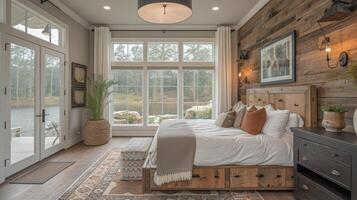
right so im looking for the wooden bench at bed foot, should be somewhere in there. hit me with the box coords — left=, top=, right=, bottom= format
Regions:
left=144, top=166, right=294, bottom=192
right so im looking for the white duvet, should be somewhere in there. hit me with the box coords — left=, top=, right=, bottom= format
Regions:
left=149, top=119, right=293, bottom=167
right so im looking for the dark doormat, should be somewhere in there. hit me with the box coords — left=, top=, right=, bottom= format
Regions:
left=10, top=161, right=74, bottom=184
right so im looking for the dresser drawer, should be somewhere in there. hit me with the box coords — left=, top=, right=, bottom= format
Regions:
left=297, top=174, right=347, bottom=200
left=298, top=145, right=351, bottom=189
left=298, top=138, right=351, bottom=166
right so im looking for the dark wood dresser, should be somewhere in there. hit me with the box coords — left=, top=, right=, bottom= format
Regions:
left=292, top=128, right=357, bottom=200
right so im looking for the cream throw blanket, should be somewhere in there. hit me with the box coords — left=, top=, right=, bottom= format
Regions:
left=151, top=120, right=196, bottom=185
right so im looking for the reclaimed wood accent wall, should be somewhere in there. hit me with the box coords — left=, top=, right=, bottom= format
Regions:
left=237, top=0, right=357, bottom=132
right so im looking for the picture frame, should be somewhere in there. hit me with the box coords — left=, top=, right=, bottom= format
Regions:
left=71, top=87, right=86, bottom=108
left=260, top=31, right=296, bottom=85
left=72, top=63, right=87, bottom=87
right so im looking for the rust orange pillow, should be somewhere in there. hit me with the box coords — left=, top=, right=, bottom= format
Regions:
left=240, top=106, right=267, bottom=135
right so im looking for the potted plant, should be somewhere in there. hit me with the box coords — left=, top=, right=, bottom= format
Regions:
left=322, top=105, right=347, bottom=133
left=83, top=76, right=117, bottom=146
left=343, top=63, right=357, bottom=135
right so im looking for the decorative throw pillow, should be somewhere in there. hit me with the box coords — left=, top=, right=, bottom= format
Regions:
left=285, top=113, right=305, bottom=134
left=215, top=111, right=236, bottom=128
left=240, top=106, right=267, bottom=135
left=262, top=110, right=290, bottom=138
left=233, top=106, right=246, bottom=128
left=232, top=101, right=246, bottom=112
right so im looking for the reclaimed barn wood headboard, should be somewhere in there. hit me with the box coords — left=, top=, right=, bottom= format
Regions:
left=246, top=85, right=317, bottom=128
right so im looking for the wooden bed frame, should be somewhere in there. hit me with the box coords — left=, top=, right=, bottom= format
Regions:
left=143, top=85, right=317, bottom=192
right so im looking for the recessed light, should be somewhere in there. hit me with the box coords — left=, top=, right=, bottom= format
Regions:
left=212, top=6, right=219, bottom=11
left=103, top=5, right=111, bottom=10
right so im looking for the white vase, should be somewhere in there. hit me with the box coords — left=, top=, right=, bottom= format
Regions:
left=354, top=109, right=357, bottom=135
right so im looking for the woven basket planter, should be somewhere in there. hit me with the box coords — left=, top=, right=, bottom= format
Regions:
left=83, top=119, right=111, bottom=146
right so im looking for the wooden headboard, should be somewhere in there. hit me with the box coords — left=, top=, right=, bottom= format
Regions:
left=246, top=85, right=317, bottom=128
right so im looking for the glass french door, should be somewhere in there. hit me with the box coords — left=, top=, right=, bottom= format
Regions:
left=4, top=35, right=65, bottom=177
left=40, top=48, right=65, bottom=159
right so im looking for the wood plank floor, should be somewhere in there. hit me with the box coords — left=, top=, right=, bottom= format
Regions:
left=0, top=137, right=295, bottom=200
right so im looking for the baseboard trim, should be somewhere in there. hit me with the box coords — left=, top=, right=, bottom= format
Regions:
left=65, top=136, right=83, bottom=149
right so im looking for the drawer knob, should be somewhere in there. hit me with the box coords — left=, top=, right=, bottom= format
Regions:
left=256, top=174, right=264, bottom=178
left=302, top=156, right=309, bottom=161
left=234, top=175, right=240, bottom=178
left=302, top=184, right=309, bottom=191
left=331, top=170, right=340, bottom=176
left=331, top=153, right=339, bottom=158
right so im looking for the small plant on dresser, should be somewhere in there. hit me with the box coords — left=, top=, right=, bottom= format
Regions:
left=322, top=105, right=347, bottom=133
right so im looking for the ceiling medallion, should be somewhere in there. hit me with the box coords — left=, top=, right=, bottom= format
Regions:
left=138, top=0, right=193, bottom=24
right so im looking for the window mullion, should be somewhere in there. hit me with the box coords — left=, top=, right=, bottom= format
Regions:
left=178, top=66, right=183, bottom=119
left=143, top=67, right=148, bottom=127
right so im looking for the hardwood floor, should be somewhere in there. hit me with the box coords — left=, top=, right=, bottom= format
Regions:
left=0, top=137, right=295, bottom=200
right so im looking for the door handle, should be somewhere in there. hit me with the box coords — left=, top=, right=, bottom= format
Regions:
left=36, top=110, right=49, bottom=122
left=42, top=109, right=50, bottom=122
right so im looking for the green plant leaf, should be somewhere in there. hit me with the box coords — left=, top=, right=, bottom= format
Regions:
left=86, top=76, right=118, bottom=120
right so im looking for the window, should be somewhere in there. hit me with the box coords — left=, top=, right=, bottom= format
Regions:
left=148, top=70, right=178, bottom=125
left=148, top=42, right=179, bottom=62
left=184, top=69, right=214, bottom=119
left=183, top=42, right=214, bottom=62
left=112, top=42, right=144, bottom=62
left=11, top=1, right=63, bottom=46
left=112, top=70, right=143, bottom=125
left=111, top=39, right=215, bottom=127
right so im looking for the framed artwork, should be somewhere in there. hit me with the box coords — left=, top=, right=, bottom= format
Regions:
left=260, top=31, right=296, bottom=85
left=72, top=87, right=86, bottom=108
left=72, top=63, right=87, bottom=87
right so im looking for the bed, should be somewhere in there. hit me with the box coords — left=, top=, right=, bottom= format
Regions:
left=143, top=85, right=317, bottom=192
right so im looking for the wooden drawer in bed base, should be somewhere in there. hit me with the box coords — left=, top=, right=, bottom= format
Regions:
left=143, top=165, right=294, bottom=192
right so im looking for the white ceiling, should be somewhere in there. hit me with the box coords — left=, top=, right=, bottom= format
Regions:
left=59, top=0, right=261, bottom=30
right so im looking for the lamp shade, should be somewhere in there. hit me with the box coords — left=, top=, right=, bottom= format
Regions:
left=138, top=0, right=192, bottom=24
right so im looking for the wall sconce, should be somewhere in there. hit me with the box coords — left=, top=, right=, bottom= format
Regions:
left=317, top=0, right=356, bottom=69
left=238, top=72, right=249, bottom=87
left=320, top=36, right=334, bottom=68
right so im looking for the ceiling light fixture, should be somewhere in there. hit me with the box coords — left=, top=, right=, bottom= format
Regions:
left=212, top=6, right=219, bottom=11
left=138, top=0, right=193, bottom=24
left=103, top=5, right=111, bottom=10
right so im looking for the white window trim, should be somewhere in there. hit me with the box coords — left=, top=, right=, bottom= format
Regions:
left=111, top=38, right=215, bottom=135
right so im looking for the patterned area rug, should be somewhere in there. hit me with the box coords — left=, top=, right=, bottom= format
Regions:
left=58, top=149, right=264, bottom=200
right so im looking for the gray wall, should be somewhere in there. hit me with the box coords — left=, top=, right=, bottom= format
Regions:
left=26, top=0, right=90, bottom=145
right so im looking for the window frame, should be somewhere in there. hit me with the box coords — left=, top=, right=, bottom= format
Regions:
left=111, top=38, right=215, bottom=130
left=10, top=0, right=65, bottom=47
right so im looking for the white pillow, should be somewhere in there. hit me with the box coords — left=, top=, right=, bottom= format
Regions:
left=262, top=110, right=290, bottom=138
left=285, top=113, right=304, bottom=134
left=233, top=106, right=246, bottom=128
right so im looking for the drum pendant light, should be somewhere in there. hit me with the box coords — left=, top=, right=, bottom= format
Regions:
left=138, top=0, right=192, bottom=24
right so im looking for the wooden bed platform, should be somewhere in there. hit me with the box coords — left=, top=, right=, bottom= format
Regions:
left=143, top=85, right=317, bottom=192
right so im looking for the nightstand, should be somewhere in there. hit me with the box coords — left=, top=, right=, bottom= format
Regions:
left=292, top=128, right=357, bottom=200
